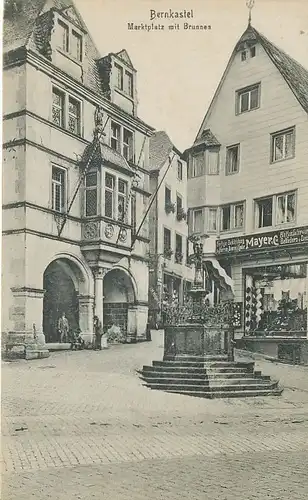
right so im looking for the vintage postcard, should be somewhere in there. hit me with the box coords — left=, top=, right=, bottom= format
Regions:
left=2, top=0, right=308, bottom=498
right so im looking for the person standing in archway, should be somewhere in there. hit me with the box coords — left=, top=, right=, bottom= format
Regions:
left=58, top=312, right=69, bottom=343
left=93, top=315, right=102, bottom=350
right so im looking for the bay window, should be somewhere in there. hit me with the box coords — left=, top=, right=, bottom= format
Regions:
left=85, top=171, right=98, bottom=217
left=118, top=179, right=128, bottom=222
left=105, top=173, right=115, bottom=219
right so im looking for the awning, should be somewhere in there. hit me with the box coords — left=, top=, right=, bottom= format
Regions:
left=205, top=257, right=234, bottom=294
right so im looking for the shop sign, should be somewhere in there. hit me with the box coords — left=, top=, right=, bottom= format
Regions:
left=216, top=225, right=308, bottom=255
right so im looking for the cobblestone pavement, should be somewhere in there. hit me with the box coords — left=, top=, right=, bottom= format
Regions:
left=2, top=332, right=308, bottom=499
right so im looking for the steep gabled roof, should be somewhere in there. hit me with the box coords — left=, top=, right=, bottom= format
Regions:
left=149, top=131, right=183, bottom=171
left=193, top=128, right=220, bottom=147
left=195, top=25, right=308, bottom=140
left=3, top=0, right=77, bottom=53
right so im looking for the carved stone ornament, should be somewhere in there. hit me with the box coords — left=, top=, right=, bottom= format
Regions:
left=119, top=228, right=127, bottom=242
left=83, top=221, right=99, bottom=240
left=105, top=224, right=114, bottom=239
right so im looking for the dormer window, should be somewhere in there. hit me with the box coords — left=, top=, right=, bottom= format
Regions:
left=115, top=64, right=124, bottom=90
left=114, top=62, right=134, bottom=98
left=55, top=18, right=83, bottom=62
left=125, top=71, right=133, bottom=97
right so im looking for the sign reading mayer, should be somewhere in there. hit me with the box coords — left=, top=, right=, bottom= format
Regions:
left=216, top=226, right=308, bottom=255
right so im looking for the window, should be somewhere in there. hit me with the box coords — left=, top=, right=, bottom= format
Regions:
left=176, top=195, right=182, bottom=213
left=207, top=151, right=219, bottom=175
left=111, top=122, right=121, bottom=152
left=208, top=208, right=217, bottom=231
left=190, top=153, right=205, bottom=178
left=255, top=197, right=273, bottom=228
left=71, top=30, right=82, bottom=62
left=234, top=203, right=244, bottom=229
left=52, top=166, right=66, bottom=212
left=192, top=209, right=203, bottom=233
left=250, top=46, right=256, bottom=58
left=271, top=128, right=295, bottom=162
left=177, top=160, right=183, bottom=180
left=226, top=144, right=240, bottom=174
left=123, top=129, right=133, bottom=161
left=85, top=171, right=98, bottom=217
left=221, top=203, right=244, bottom=232
left=175, top=234, right=183, bottom=263
left=237, top=84, right=260, bottom=113
left=163, top=228, right=171, bottom=252
left=165, top=187, right=171, bottom=205
left=52, top=88, right=65, bottom=128
left=52, top=87, right=82, bottom=136
left=118, top=179, right=127, bottom=222
left=57, top=20, right=69, bottom=52
left=68, top=96, right=81, bottom=135
left=276, top=192, right=296, bottom=225
left=125, top=71, right=133, bottom=97
left=55, top=19, right=83, bottom=62
left=241, top=50, right=247, bottom=61
left=105, top=173, right=115, bottom=218
left=115, top=64, right=123, bottom=90
left=110, top=122, right=134, bottom=161
left=222, top=205, right=231, bottom=231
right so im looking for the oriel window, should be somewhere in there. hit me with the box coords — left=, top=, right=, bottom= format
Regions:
left=85, top=171, right=98, bottom=217
left=105, top=173, right=115, bottom=219
left=118, top=179, right=127, bottom=222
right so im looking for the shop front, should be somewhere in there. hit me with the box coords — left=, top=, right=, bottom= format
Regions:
left=216, top=226, right=308, bottom=364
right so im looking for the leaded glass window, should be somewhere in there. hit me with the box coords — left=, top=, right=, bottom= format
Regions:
left=105, top=173, right=115, bottom=218
left=85, top=171, right=98, bottom=217
left=52, top=166, right=65, bottom=212
left=68, top=97, right=80, bottom=135
left=52, top=88, right=65, bottom=127
left=118, top=179, right=127, bottom=221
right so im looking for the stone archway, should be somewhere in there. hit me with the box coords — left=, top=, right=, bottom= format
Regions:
left=103, top=268, right=136, bottom=341
left=43, top=257, right=93, bottom=343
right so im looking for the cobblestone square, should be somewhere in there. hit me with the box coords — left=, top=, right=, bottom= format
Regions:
left=2, top=332, right=308, bottom=499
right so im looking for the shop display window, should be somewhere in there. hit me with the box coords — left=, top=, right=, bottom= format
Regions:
left=244, top=263, right=307, bottom=335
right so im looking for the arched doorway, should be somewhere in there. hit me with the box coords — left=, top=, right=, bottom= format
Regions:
left=43, top=258, right=84, bottom=343
left=103, top=268, right=136, bottom=340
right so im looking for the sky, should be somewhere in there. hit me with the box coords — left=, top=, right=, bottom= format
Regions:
left=76, top=0, right=307, bottom=151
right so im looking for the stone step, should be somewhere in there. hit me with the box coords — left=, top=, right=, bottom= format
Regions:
left=207, top=378, right=274, bottom=386
left=146, top=381, right=278, bottom=392
left=153, top=360, right=254, bottom=369
left=153, top=360, right=206, bottom=368
left=143, top=365, right=207, bottom=374
left=163, top=355, right=228, bottom=362
left=142, top=377, right=208, bottom=386
left=141, top=371, right=207, bottom=380
left=164, top=388, right=283, bottom=398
